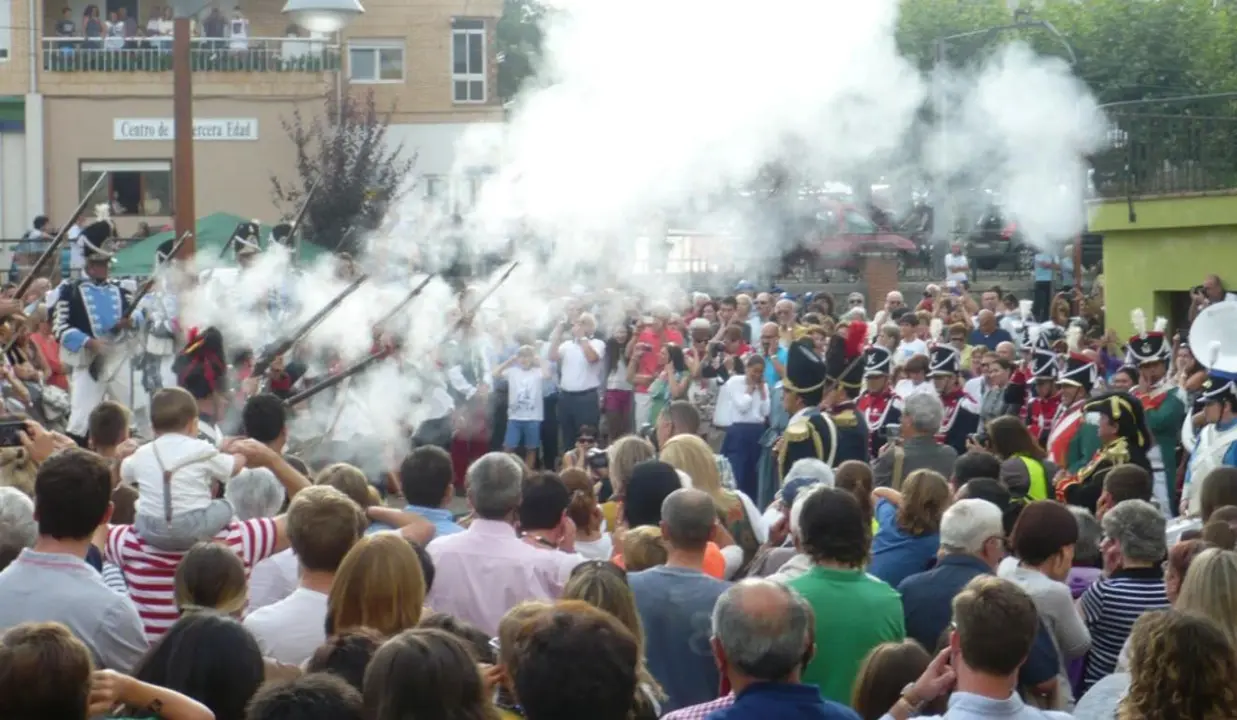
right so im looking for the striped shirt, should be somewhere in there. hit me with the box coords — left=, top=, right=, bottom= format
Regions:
left=106, top=518, right=278, bottom=640
left=1079, top=567, right=1168, bottom=691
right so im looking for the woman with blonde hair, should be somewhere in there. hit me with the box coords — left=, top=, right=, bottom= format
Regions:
left=1076, top=609, right=1237, bottom=719
left=602, top=434, right=656, bottom=530
left=868, top=470, right=950, bottom=587
left=326, top=533, right=425, bottom=637
left=659, top=433, right=765, bottom=565
left=562, top=561, right=664, bottom=718
left=1176, top=547, right=1237, bottom=645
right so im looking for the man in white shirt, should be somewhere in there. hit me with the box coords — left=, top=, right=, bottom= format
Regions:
left=944, top=242, right=970, bottom=284
left=549, top=312, right=605, bottom=449
left=244, top=486, right=365, bottom=666
left=714, top=355, right=771, bottom=500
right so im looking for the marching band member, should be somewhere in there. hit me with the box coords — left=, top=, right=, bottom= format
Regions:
left=1046, top=348, right=1097, bottom=473
left=777, top=338, right=837, bottom=479
left=52, top=213, right=142, bottom=443
left=857, top=345, right=900, bottom=460
left=927, top=344, right=979, bottom=456
left=173, top=327, right=229, bottom=446
left=139, top=238, right=182, bottom=395
left=822, top=320, right=869, bottom=465
left=1055, top=392, right=1154, bottom=513
left=1180, top=359, right=1237, bottom=517
left=1017, top=336, right=1062, bottom=446
left=1127, top=310, right=1186, bottom=516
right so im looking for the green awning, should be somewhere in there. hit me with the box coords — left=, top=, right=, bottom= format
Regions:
left=110, top=212, right=330, bottom=275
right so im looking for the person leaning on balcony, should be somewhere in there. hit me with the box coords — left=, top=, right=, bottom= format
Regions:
left=1189, top=274, right=1237, bottom=322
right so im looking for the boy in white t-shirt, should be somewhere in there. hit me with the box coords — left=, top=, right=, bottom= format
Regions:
left=494, top=345, right=550, bottom=468
left=121, top=387, right=247, bottom=551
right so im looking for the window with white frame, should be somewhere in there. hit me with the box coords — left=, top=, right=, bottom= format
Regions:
left=80, top=160, right=173, bottom=216
left=348, top=39, right=405, bottom=83
left=0, top=0, right=11, bottom=60
left=451, top=20, right=486, bottom=104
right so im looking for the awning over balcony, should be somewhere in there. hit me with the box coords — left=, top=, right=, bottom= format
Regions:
left=111, top=212, right=330, bottom=275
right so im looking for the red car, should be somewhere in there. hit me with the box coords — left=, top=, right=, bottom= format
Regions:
left=781, top=199, right=918, bottom=280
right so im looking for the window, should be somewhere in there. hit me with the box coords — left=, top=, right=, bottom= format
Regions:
left=348, top=39, right=404, bottom=83
left=80, top=160, right=173, bottom=216
left=424, top=175, right=443, bottom=201
left=451, top=19, right=486, bottom=104
left=0, top=0, right=10, bottom=60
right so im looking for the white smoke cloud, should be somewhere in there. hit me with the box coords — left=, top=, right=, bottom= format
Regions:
left=167, top=0, right=1108, bottom=455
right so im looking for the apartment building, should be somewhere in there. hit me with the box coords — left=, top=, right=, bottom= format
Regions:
left=0, top=0, right=503, bottom=240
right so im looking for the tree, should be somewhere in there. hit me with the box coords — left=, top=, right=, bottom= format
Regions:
left=270, top=90, right=416, bottom=256
left=496, top=0, right=548, bottom=102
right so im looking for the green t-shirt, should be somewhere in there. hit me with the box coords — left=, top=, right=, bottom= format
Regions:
left=788, top=565, right=906, bottom=704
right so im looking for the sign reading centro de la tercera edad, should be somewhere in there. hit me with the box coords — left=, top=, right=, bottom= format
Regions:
left=114, top=118, right=259, bottom=141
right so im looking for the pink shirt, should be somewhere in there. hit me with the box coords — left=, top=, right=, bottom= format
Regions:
left=425, top=518, right=582, bottom=636
left=635, top=327, right=684, bottom=393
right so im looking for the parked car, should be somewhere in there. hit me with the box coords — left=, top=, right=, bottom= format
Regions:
left=780, top=198, right=918, bottom=281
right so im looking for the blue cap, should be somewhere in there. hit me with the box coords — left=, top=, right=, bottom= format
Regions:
left=734, top=279, right=756, bottom=292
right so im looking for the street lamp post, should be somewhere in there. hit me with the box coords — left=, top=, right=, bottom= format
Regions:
left=171, top=0, right=364, bottom=263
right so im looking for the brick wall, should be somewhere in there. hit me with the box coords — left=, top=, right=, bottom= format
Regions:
left=861, top=253, right=900, bottom=310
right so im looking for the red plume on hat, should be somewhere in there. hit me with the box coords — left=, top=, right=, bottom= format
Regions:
left=844, top=321, right=868, bottom=361
left=175, top=326, right=227, bottom=398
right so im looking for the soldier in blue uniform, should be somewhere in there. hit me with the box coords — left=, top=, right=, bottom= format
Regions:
left=52, top=215, right=142, bottom=443
left=777, top=338, right=837, bottom=480
left=822, top=321, right=870, bottom=465
left=929, top=344, right=980, bottom=455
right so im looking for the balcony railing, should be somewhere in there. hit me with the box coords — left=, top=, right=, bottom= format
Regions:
left=42, top=36, right=341, bottom=73
left=1091, top=112, right=1237, bottom=199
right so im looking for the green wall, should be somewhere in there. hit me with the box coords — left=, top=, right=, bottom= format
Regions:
left=1090, top=194, right=1237, bottom=338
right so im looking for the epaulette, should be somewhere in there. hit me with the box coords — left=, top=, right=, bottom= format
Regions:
left=785, top=419, right=812, bottom=442
left=832, top=409, right=858, bottom=429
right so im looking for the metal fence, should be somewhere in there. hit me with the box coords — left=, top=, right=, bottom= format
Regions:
left=42, top=36, right=341, bottom=73
left=1092, top=112, right=1237, bottom=198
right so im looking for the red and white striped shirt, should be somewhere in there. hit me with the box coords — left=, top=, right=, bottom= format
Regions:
left=106, top=518, right=278, bottom=641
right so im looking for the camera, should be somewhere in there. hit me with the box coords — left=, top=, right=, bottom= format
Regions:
left=587, top=447, right=609, bottom=469
left=709, top=341, right=724, bottom=358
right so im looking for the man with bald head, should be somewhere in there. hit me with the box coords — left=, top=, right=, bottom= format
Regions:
left=994, top=341, right=1016, bottom=363
left=703, top=579, right=860, bottom=720
left=1191, top=273, right=1237, bottom=322
left=872, top=290, right=906, bottom=329
left=967, top=309, right=1013, bottom=351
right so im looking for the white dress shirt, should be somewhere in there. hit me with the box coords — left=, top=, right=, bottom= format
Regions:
left=558, top=337, right=605, bottom=392
left=713, top=375, right=771, bottom=427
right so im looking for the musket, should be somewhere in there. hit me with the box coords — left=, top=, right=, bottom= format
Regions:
left=13, top=172, right=108, bottom=301
left=373, top=274, right=435, bottom=331
left=284, top=262, right=519, bottom=409
left=281, top=348, right=389, bottom=408
left=285, top=177, right=320, bottom=254
left=92, top=231, right=193, bottom=383
left=128, top=231, right=192, bottom=310
left=251, top=272, right=369, bottom=379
